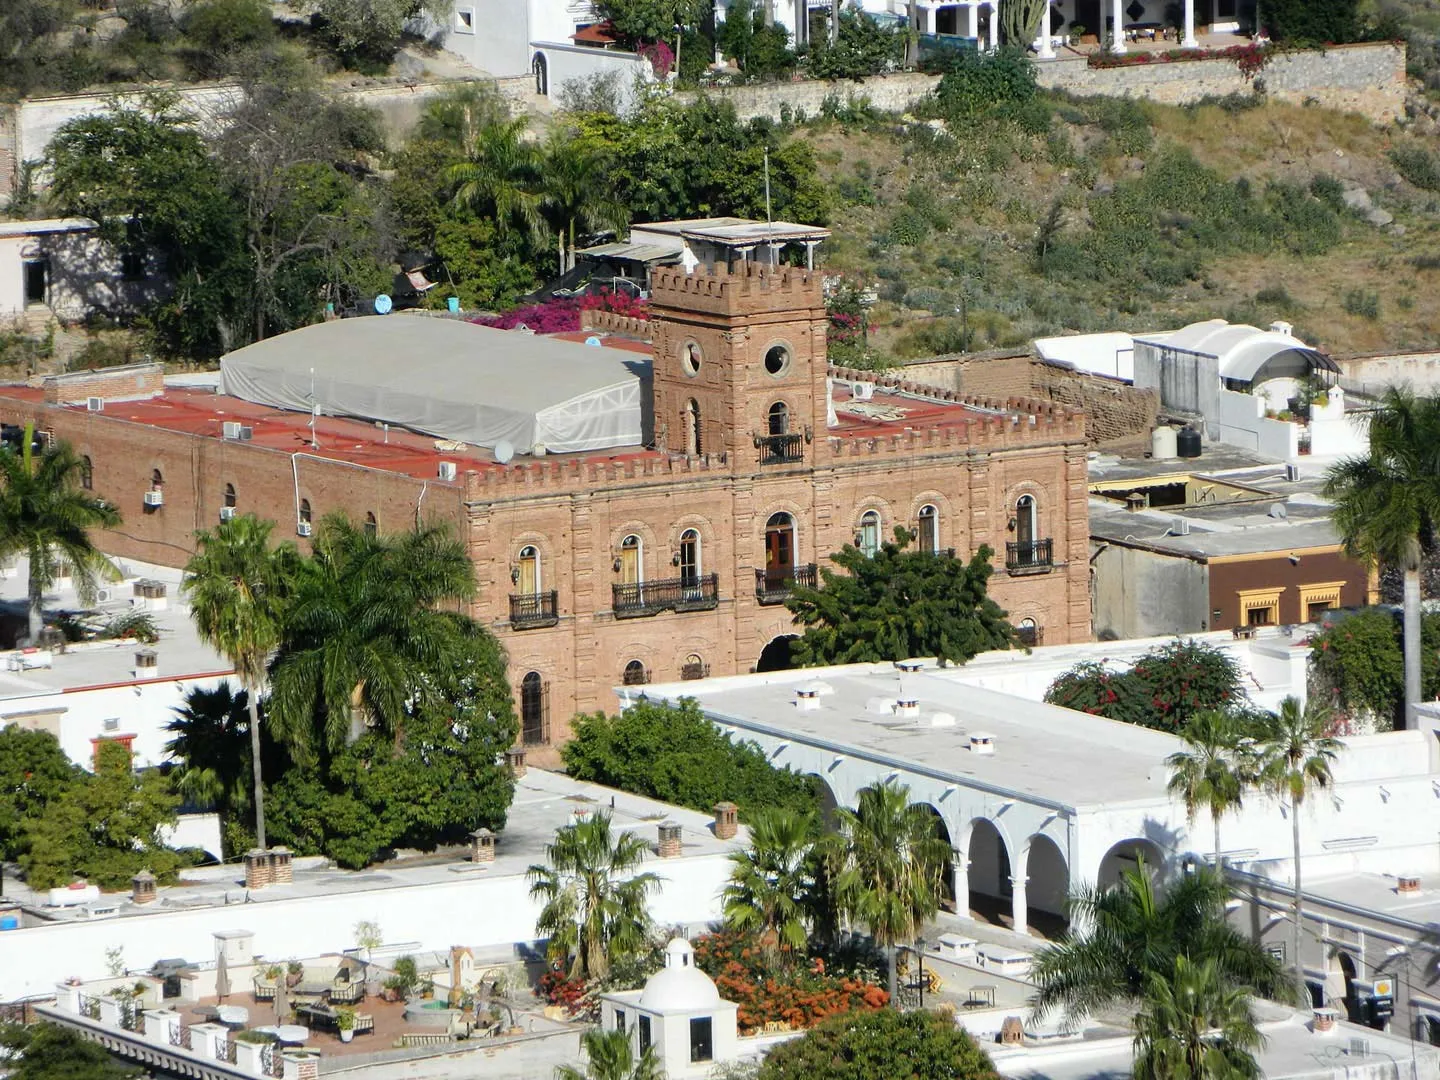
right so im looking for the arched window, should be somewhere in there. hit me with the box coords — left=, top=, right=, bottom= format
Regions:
left=617, top=534, right=642, bottom=586
left=150, top=468, right=163, bottom=490
left=1016, top=495, right=1037, bottom=546
left=679, top=528, right=701, bottom=587
left=364, top=512, right=377, bottom=538
left=681, top=653, right=708, bottom=680
left=685, top=399, right=701, bottom=456
left=299, top=498, right=312, bottom=525
left=80, top=455, right=93, bottom=491
left=223, top=483, right=236, bottom=509
left=917, top=504, right=939, bottom=554
left=858, top=510, right=881, bottom=557
left=520, top=671, right=548, bottom=744
left=1017, top=617, right=1040, bottom=647
left=517, top=545, right=541, bottom=594
left=767, top=401, right=790, bottom=436
left=622, top=659, right=649, bottom=686
left=765, top=512, right=795, bottom=583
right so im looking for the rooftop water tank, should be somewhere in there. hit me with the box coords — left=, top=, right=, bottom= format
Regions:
left=1177, top=426, right=1203, bottom=459
left=1151, top=425, right=1177, bottom=461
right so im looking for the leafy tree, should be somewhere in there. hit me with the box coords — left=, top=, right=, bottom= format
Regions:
left=268, top=515, right=480, bottom=757
left=833, top=779, right=949, bottom=998
left=1133, top=956, right=1263, bottom=1080
left=0, top=1022, right=140, bottom=1080
left=562, top=698, right=820, bottom=820
left=446, top=114, right=546, bottom=245
left=1324, top=387, right=1440, bottom=730
left=723, top=808, right=817, bottom=960
left=180, top=0, right=277, bottom=77
left=183, top=514, right=297, bottom=850
left=1028, top=861, right=1290, bottom=1026
left=786, top=528, right=1014, bottom=667
left=1309, top=608, right=1440, bottom=731
left=1253, top=696, right=1340, bottom=991
left=1261, top=0, right=1360, bottom=43
left=932, top=47, right=1037, bottom=120
left=556, top=1028, right=662, bottom=1080
left=0, top=428, right=121, bottom=645
left=757, top=1008, right=1002, bottom=1080
left=19, top=741, right=182, bottom=890
left=1166, top=711, right=1251, bottom=866
left=0, top=727, right=80, bottom=862
left=807, top=10, right=902, bottom=80
left=717, top=0, right=797, bottom=78
left=592, top=0, right=702, bottom=47
left=1044, top=640, right=1244, bottom=733
left=528, top=813, right=660, bottom=981
left=539, top=131, right=628, bottom=274
left=313, top=0, right=450, bottom=69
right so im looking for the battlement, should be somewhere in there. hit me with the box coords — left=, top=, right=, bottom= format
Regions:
left=828, top=364, right=1085, bottom=432
left=466, top=451, right=732, bottom=498
left=649, top=262, right=825, bottom=317
left=580, top=309, right=652, bottom=340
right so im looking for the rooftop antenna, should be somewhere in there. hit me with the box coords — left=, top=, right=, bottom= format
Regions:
left=764, top=147, right=772, bottom=229
left=309, top=367, right=319, bottom=449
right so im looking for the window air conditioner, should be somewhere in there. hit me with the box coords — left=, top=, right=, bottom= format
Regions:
left=87, top=397, right=104, bottom=412
left=143, top=490, right=164, bottom=507
left=222, top=421, right=242, bottom=439
left=438, top=461, right=458, bottom=482
left=297, top=521, right=313, bottom=537
left=219, top=506, right=236, bottom=521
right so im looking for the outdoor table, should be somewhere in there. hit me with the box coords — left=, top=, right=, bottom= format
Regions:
left=276, top=1024, right=310, bottom=1045
left=191, top=1006, right=221, bottom=1022
left=216, top=1005, right=249, bottom=1027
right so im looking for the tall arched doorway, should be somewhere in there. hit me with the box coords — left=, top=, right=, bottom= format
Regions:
left=913, top=804, right=956, bottom=912
left=1097, top=838, right=1166, bottom=891
left=756, top=634, right=797, bottom=672
left=764, top=512, right=796, bottom=591
left=965, top=818, right=1012, bottom=927
left=520, top=671, right=548, bottom=745
left=1024, top=834, right=1070, bottom=938
left=532, top=53, right=548, bottom=95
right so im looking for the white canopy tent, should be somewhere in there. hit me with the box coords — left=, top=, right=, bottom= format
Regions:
left=220, top=316, right=648, bottom=454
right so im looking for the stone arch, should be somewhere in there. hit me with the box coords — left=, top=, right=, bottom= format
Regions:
left=913, top=803, right=957, bottom=912
left=531, top=52, right=548, bottom=96
left=963, top=817, right=1014, bottom=925
left=1097, top=837, right=1167, bottom=891
left=1023, top=832, right=1070, bottom=936
left=756, top=634, right=797, bottom=673
left=804, top=772, right=842, bottom=830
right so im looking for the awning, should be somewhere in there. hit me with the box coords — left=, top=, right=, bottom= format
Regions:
left=576, top=241, right=683, bottom=264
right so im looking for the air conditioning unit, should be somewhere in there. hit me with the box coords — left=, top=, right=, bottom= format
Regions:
left=1348, top=1037, right=1371, bottom=1057
left=143, top=490, right=164, bottom=508
left=238, top=426, right=253, bottom=441
left=87, top=397, right=104, bottom=412
left=222, top=421, right=242, bottom=439
left=103, top=717, right=120, bottom=732
left=1285, top=463, right=1300, bottom=482
left=95, top=587, right=115, bottom=603
left=219, top=506, right=236, bottom=521
left=1172, top=517, right=1191, bottom=536
left=852, top=382, right=875, bottom=401
left=296, top=521, right=312, bottom=537
left=437, top=461, right=458, bottom=481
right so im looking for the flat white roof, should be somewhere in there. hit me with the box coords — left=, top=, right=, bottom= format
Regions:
left=0, top=217, right=97, bottom=239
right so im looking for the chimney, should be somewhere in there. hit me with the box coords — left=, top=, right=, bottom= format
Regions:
left=131, top=869, right=156, bottom=905
left=1125, top=492, right=1146, bottom=513
left=469, top=827, right=496, bottom=863
left=270, top=847, right=292, bottom=884
left=1000, top=1017, right=1024, bottom=1046
left=133, top=648, right=159, bottom=680
left=895, top=698, right=920, bottom=718
left=505, top=747, right=527, bottom=778
left=1313, top=1007, right=1339, bottom=1034
left=713, top=802, right=738, bottom=840
left=1397, top=876, right=1421, bottom=894
left=657, top=822, right=682, bottom=858
left=243, top=849, right=273, bottom=890
left=1270, top=320, right=1294, bottom=337
left=970, top=732, right=996, bottom=755
left=795, top=687, right=821, bottom=712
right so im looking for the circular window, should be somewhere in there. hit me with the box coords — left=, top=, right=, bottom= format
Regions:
left=682, top=341, right=702, bottom=377
left=764, top=344, right=790, bottom=376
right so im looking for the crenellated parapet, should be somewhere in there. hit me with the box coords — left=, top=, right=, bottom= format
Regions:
left=649, top=262, right=825, bottom=318
left=580, top=309, right=652, bottom=339
left=465, top=450, right=730, bottom=499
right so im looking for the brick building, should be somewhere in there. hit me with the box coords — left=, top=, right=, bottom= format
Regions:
left=0, top=264, right=1091, bottom=758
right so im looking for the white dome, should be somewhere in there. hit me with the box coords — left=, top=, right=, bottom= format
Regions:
left=638, top=938, right=720, bottom=1011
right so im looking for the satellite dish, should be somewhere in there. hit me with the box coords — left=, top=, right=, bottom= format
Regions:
left=494, top=440, right=514, bottom=465
left=373, top=294, right=393, bottom=315
left=1268, top=502, right=1288, bottom=520
left=584, top=336, right=602, bottom=347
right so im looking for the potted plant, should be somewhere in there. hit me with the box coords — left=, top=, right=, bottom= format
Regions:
left=286, top=960, right=303, bottom=988
left=381, top=976, right=405, bottom=1003
left=419, top=978, right=435, bottom=1001
left=392, top=956, right=419, bottom=999
left=1069, top=24, right=1085, bottom=45
left=336, top=1008, right=356, bottom=1043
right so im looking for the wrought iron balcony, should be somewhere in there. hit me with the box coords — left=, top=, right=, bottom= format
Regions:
left=612, top=573, right=720, bottom=618
left=1016, top=624, right=1044, bottom=648
left=755, top=563, right=818, bottom=605
left=509, top=590, right=560, bottom=628
left=757, top=433, right=805, bottom=465
left=1005, top=539, right=1053, bottom=573
left=622, top=665, right=651, bottom=686
left=681, top=661, right=711, bottom=681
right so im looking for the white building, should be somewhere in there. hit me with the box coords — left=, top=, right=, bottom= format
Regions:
left=0, top=218, right=163, bottom=332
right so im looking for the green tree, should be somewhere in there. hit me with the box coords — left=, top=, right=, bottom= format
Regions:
left=1133, top=956, right=1264, bottom=1080
left=1044, top=640, right=1244, bottom=733
left=591, top=0, right=702, bottom=47
left=556, top=1028, right=662, bottom=1080
left=180, top=0, right=276, bottom=77
left=1253, top=696, right=1340, bottom=992
left=540, top=131, right=629, bottom=275
left=561, top=698, right=820, bottom=820
left=0, top=1022, right=140, bottom=1080
left=1324, top=387, right=1440, bottom=730
left=268, top=515, right=479, bottom=757
left=756, top=1008, right=1002, bottom=1080
left=19, top=741, right=182, bottom=890
left=313, top=0, right=451, bottom=69
left=786, top=528, right=1014, bottom=667
left=527, top=813, right=660, bottom=981
left=806, top=10, right=902, bottom=80
left=1261, top=0, right=1360, bottom=43
left=833, top=779, right=949, bottom=998
left=164, top=682, right=271, bottom=856
left=446, top=115, right=545, bottom=245
left=1165, top=710, right=1251, bottom=866
left=1028, top=861, right=1290, bottom=1025
left=183, top=514, right=296, bottom=850
left=723, top=808, right=817, bottom=960
left=0, top=428, right=121, bottom=645
left=0, top=727, right=80, bottom=862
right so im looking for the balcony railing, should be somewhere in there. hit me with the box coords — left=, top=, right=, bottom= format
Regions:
left=755, top=564, right=817, bottom=605
left=510, top=590, right=559, bottom=629
left=1016, top=624, right=1044, bottom=648
left=681, top=661, right=711, bottom=681
left=612, top=574, right=720, bottom=618
left=1006, top=539, right=1054, bottom=573
left=757, top=433, right=805, bottom=465
left=622, top=665, right=651, bottom=686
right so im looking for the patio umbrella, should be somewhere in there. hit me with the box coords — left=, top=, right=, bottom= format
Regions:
left=215, top=948, right=231, bottom=1003
left=275, top=975, right=289, bottom=1024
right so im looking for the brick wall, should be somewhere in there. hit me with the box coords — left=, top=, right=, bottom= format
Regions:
left=41, top=363, right=165, bottom=405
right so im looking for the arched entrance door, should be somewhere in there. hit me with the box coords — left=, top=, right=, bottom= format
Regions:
left=756, top=634, right=797, bottom=672
left=532, top=53, right=548, bottom=95
left=1024, top=834, right=1070, bottom=938
left=964, top=818, right=1012, bottom=927
left=913, top=804, right=956, bottom=912
left=764, top=512, right=796, bottom=591
left=1097, top=838, right=1166, bottom=891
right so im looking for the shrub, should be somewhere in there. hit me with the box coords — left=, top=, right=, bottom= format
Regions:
left=1255, top=284, right=1298, bottom=310
left=1044, top=640, right=1244, bottom=733
left=1342, top=289, right=1381, bottom=320
left=932, top=47, right=1037, bottom=122
left=807, top=11, right=902, bottom=80
left=1389, top=145, right=1440, bottom=193
left=1308, top=173, right=1345, bottom=213
left=1262, top=0, right=1361, bottom=44
left=757, top=1007, right=1000, bottom=1080
left=1310, top=608, right=1440, bottom=732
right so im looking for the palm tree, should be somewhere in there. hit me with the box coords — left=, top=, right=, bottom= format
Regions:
left=556, top=1029, right=661, bottom=1080
left=183, top=514, right=295, bottom=850
left=267, top=515, right=478, bottom=758
left=165, top=682, right=253, bottom=838
left=1133, top=955, right=1264, bottom=1080
left=1166, top=711, right=1250, bottom=867
left=527, top=813, right=660, bottom=982
left=1253, top=696, right=1341, bottom=993
left=540, top=134, right=627, bottom=276
left=833, top=779, right=949, bottom=998
left=1324, top=387, right=1440, bottom=731
left=1029, top=859, right=1290, bottom=1026
left=722, top=808, right=816, bottom=960
left=446, top=115, right=544, bottom=245
left=0, top=427, right=120, bottom=645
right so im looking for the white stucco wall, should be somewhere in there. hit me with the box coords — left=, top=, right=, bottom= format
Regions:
left=532, top=43, right=652, bottom=105
left=1213, top=387, right=1300, bottom=458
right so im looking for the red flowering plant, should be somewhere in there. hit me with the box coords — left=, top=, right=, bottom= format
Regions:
left=1088, top=41, right=1272, bottom=78
left=640, top=40, right=674, bottom=78
left=1044, top=640, right=1245, bottom=733
left=475, top=290, right=648, bottom=334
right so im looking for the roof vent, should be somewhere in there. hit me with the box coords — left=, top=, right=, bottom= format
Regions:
left=1125, top=492, right=1147, bottom=512
left=795, top=687, right=822, bottom=712
left=970, top=732, right=995, bottom=755
left=896, top=659, right=925, bottom=673
left=1269, top=502, right=1288, bottom=520
left=864, top=697, right=895, bottom=715
left=895, top=698, right=920, bottom=718
left=1397, top=875, right=1421, bottom=894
